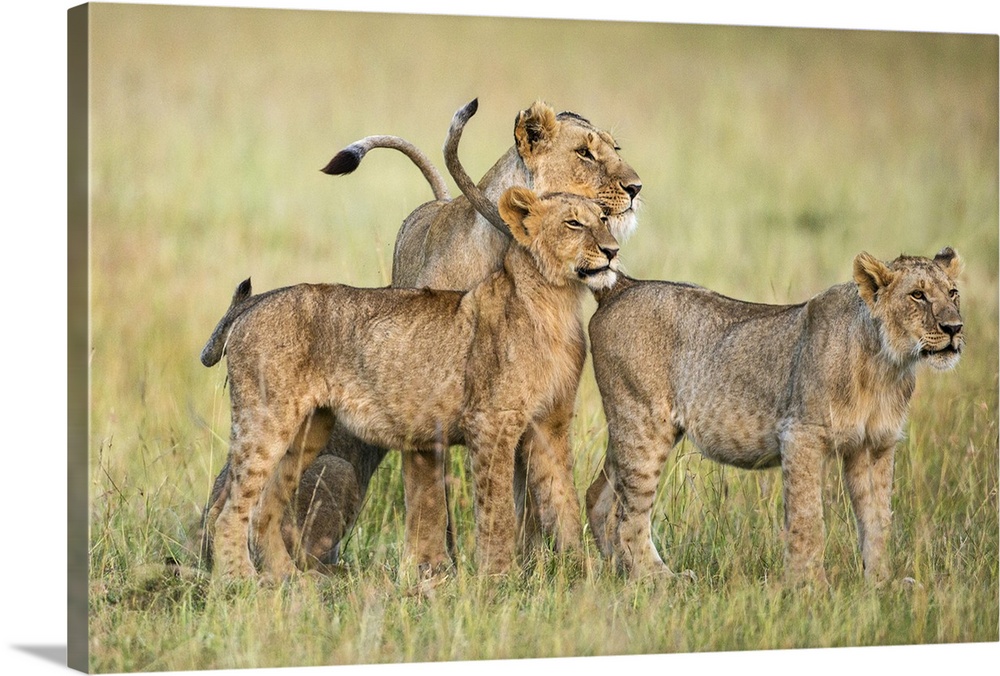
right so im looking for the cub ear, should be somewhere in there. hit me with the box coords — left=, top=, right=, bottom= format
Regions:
left=933, top=246, right=963, bottom=279
left=497, top=187, right=539, bottom=246
left=233, top=277, right=252, bottom=304
left=514, top=100, right=558, bottom=159
left=853, top=251, right=895, bottom=307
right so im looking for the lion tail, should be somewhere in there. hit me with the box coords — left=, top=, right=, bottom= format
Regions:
left=321, top=132, right=451, bottom=202
left=200, top=277, right=254, bottom=367
left=443, top=98, right=509, bottom=235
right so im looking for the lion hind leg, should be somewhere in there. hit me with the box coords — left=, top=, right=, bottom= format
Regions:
left=256, top=408, right=336, bottom=580
left=585, top=459, right=616, bottom=559
left=200, top=461, right=231, bottom=568
left=214, top=425, right=291, bottom=579
left=608, top=421, right=677, bottom=580
left=285, top=454, right=361, bottom=567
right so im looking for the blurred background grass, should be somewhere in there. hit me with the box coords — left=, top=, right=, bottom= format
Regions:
left=85, top=4, right=998, bottom=672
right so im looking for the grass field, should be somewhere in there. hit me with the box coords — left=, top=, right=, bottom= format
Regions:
left=84, top=4, right=998, bottom=673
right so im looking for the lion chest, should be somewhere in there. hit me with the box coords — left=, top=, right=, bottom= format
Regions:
left=463, top=291, right=586, bottom=419
left=825, top=375, right=913, bottom=453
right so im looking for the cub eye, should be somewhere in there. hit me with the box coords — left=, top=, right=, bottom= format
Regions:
left=910, top=290, right=926, bottom=301
left=576, top=147, right=595, bottom=161
left=565, top=219, right=584, bottom=230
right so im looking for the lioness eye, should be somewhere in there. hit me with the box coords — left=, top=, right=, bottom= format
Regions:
left=910, top=290, right=926, bottom=301
left=576, top=147, right=595, bottom=161
left=565, top=220, right=584, bottom=230
left=949, top=289, right=959, bottom=299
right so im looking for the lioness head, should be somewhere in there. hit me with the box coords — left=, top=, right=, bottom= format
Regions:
left=853, top=247, right=964, bottom=370
left=513, top=102, right=641, bottom=242
left=498, top=187, right=620, bottom=291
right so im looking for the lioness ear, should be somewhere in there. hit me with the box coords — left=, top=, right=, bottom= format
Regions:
left=497, top=187, right=538, bottom=245
left=853, top=251, right=895, bottom=307
left=933, top=246, right=963, bottom=279
left=514, top=101, right=558, bottom=158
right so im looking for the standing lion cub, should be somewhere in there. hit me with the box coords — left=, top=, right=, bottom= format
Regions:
left=586, top=248, right=964, bottom=584
left=202, top=187, right=620, bottom=579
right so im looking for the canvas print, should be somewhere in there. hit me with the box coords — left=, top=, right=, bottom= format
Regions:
left=70, top=3, right=999, bottom=673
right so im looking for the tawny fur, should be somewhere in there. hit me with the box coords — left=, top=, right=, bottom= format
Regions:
left=203, top=99, right=642, bottom=573
left=204, top=188, right=620, bottom=580
left=585, top=248, right=964, bottom=585
left=389, top=98, right=641, bottom=291
left=200, top=450, right=365, bottom=570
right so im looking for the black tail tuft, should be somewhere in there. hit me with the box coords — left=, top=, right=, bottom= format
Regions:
left=321, top=145, right=363, bottom=175
left=454, top=97, right=478, bottom=126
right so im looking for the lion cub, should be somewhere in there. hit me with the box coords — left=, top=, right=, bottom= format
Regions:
left=202, top=187, right=620, bottom=580
left=586, top=248, right=964, bottom=584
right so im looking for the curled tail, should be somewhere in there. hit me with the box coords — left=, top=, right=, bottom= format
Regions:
left=443, top=98, right=509, bottom=234
left=321, top=134, right=451, bottom=202
left=200, top=278, right=254, bottom=367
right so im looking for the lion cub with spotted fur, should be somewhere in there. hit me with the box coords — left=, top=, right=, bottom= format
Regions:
left=203, top=187, right=620, bottom=579
left=586, top=248, right=964, bottom=584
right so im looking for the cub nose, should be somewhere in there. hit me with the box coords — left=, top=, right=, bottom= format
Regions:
left=622, top=182, right=642, bottom=201
left=940, top=320, right=963, bottom=337
left=600, top=244, right=619, bottom=260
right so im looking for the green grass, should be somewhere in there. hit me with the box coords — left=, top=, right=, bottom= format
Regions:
left=85, top=5, right=998, bottom=673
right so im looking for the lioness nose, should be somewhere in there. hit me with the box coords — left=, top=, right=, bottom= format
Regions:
left=940, top=320, right=963, bottom=337
left=601, top=244, right=619, bottom=260
left=622, top=182, right=642, bottom=201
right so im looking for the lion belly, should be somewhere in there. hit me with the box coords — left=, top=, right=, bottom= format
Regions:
left=685, top=426, right=783, bottom=470
left=334, top=392, right=464, bottom=451
left=676, top=400, right=784, bottom=470
left=327, top=330, right=470, bottom=451
left=289, top=284, right=477, bottom=450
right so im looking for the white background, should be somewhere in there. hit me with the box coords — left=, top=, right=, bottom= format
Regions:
left=1, top=1, right=997, bottom=675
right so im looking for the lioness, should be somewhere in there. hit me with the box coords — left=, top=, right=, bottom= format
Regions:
left=326, top=98, right=641, bottom=289
left=203, top=99, right=641, bottom=573
left=203, top=187, right=620, bottom=579
left=585, top=249, right=964, bottom=584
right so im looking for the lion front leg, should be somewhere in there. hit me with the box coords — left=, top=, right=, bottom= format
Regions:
left=842, top=444, right=895, bottom=584
left=780, top=424, right=829, bottom=586
left=401, top=447, right=453, bottom=577
left=520, top=411, right=583, bottom=554
left=466, top=411, right=524, bottom=575
left=513, top=444, right=543, bottom=555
